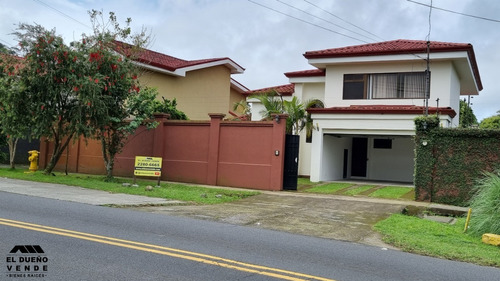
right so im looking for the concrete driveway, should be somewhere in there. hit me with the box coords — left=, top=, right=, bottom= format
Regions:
left=131, top=192, right=412, bottom=249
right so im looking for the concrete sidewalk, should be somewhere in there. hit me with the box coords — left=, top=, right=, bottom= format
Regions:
left=0, top=177, right=467, bottom=248
left=0, top=177, right=178, bottom=206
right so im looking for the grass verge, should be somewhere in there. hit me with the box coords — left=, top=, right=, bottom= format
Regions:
left=374, top=214, right=500, bottom=267
left=0, top=168, right=259, bottom=205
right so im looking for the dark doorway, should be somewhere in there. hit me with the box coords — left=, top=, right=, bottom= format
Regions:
left=283, top=134, right=299, bottom=190
left=351, top=137, right=367, bottom=177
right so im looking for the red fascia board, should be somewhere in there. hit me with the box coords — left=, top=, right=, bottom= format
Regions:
left=308, top=105, right=456, bottom=118
left=284, top=69, right=325, bottom=78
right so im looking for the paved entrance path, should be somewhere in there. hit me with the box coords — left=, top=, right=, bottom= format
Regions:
left=131, top=192, right=411, bottom=248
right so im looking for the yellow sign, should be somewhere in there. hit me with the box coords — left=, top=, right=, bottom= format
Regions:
left=134, top=156, right=162, bottom=177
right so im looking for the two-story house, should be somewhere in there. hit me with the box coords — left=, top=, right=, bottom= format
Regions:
left=249, top=39, right=482, bottom=183
left=115, top=41, right=247, bottom=120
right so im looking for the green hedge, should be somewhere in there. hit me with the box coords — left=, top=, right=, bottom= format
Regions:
left=414, top=118, right=500, bottom=206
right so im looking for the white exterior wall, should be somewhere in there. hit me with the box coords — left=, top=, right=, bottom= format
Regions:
left=321, top=135, right=351, bottom=181
left=297, top=83, right=325, bottom=176
left=323, top=61, right=457, bottom=110
left=450, top=66, right=461, bottom=127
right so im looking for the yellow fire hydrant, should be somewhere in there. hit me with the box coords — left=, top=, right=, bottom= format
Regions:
left=28, top=150, right=39, bottom=172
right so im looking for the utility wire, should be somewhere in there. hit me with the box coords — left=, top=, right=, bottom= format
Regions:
left=426, top=0, right=432, bottom=41
left=302, top=0, right=385, bottom=42
left=274, top=0, right=377, bottom=42
left=0, top=38, right=14, bottom=48
left=247, top=0, right=370, bottom=44
left=32, top=0, right=92, bottom=29
left=408, top=0, right=500, bottom=23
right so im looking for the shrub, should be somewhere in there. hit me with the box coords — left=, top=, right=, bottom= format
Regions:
left=468, top=171, right=500, bottom=236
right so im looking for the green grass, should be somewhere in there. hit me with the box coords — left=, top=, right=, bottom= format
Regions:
left=0, top=168, right=259, bottom=205
left=369, top=186, right=413, bottom=199
left=304, top=182, right=353, bottom=194
left=297, top=177, right=313, bottom=186
left=375, top=214, right=500, bottom=267
left=343, top=185, right=375, bottom=196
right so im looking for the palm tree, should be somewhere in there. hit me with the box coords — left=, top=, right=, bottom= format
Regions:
left=303, top=99, right=324, bottom=141
left=250, top=91, right=284, bottom=120
left=250, top=92, right=324, bottom=136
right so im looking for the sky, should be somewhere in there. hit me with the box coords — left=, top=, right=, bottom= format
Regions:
left=0, top=0, right=499, bottom=121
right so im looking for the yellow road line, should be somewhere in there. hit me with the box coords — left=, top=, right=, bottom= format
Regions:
left=0, top=218, right=336, bottom=281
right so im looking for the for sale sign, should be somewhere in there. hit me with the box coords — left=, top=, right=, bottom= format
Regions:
left=134, top=156, right=162, bottom=177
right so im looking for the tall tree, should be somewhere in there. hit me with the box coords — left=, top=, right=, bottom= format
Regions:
left=81, top=10, right=156, bottom=181
left=0, top=53, right=31, bottom=168
left=459, top=99, right=478, bottom=128
left=14, top=24, right=98, bottom=174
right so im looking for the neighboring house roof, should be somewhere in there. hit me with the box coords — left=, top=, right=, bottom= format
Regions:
left=308, top=105, right=456, bottom=118
left=0, top=54, right=25, bottom=75
left=303, top=39, right=482, bottom=92
left=114, top=41, right=245, bottom=77
left=284, top=69, right=325, bottom=78
left=243, top=83, right=295, bottom=96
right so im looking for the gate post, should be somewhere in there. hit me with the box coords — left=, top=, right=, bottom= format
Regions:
left=270, top=114, right=288, bottom=191
left=207, top=113, right=225, bottom=186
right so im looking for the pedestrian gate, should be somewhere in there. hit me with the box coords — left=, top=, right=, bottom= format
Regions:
left=283, top=134, right=299, bottom=190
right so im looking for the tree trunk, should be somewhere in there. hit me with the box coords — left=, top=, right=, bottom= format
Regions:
left=100, top=136, right=115, bottom=181
left=44, top=134, right=73, bottom=175
left=8, top=137, right=19, bottom=169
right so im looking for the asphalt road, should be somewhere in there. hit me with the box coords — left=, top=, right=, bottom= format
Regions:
left=1, top=191, right=499, bottom=281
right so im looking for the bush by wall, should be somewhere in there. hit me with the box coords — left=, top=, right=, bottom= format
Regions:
left=415, top=117, right=500, bottom=206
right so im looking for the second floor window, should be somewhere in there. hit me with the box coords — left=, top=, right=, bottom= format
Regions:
left=343, top=72, right=428, bottom=100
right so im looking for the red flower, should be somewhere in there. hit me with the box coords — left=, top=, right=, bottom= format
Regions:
left=41, top=105, right=45, bottom=110
left=111, top=64, right=117, bottom=71
left=94, top=78, right=99, bottom=83
left=73, top=86, right=79, bottom=92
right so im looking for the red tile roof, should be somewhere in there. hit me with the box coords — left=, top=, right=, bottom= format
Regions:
left=243, top=84, right=294, bottom=96
left=304, top=39, right=482, bottom=91
left=0, top=54, right=25, bottom=74
left=284, top=69, right=325, bottom=78
left=304, top=39, right=472, bottom=59
left=113, top=41, right=244, bottom=73
left=308, top=104, right=456, bottom=118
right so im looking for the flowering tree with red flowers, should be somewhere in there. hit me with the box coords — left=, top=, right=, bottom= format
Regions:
left=14, top=11, right=157, bottom=178
left=81, top=10, right=157, bottom=181
left=14, top=24, right=100, bottom=174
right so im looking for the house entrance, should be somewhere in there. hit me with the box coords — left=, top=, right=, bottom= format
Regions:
left=351, top=137, right=368, bottom=177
